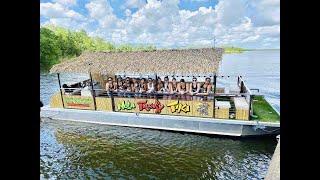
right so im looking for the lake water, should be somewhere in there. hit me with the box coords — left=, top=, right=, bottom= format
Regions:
left=40, top=50, right=280, bottom=179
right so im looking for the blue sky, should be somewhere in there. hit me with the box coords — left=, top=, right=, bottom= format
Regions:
left=40, top=0, right=280, bottom=49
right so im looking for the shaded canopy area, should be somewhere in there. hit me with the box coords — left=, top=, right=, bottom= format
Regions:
left=50, top=48, right=224, bottom=76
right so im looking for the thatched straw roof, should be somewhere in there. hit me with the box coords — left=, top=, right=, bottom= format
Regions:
left=50, top=48, right=224, bottom=76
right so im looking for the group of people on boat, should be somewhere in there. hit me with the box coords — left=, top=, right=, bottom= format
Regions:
left=105, top=76, right=213, bottom=100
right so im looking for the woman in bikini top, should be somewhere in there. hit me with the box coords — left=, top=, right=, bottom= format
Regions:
left=162, top=76, right=170, bottom=93
left=133, top=80, right=140, bottom=92
left=190, top=77, right=200, bottom=94
left=178, top=79, right=187, bottom=94
left=147, top=78, right=155, bottom=93
left=117, top=81, right=125, bottom=92
left=200, top=77, right=212, bottom=93
left=170, top=78, right=178, bottom=93
left=139, top=78, right=147, bottom=93
left=156, top=77, right=164, bottom=92
left=106, top=77, right=115, bottom=92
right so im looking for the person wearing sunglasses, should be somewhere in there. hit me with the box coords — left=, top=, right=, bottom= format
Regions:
left=189, top=77, right=201, bottom=100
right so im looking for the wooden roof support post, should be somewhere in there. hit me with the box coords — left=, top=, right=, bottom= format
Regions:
left=237, top=76, right=240, bottom=86
left=248, top=94, right=253, bottom=120
left=89, top=72, right=97, bottom=111
left=57, top=73, right=65, bottom=108
left=155, top=73, right=158, bottom=99
left=213, top=74, right=217, bottom=118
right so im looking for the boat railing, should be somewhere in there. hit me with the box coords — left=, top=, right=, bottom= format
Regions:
left=58, top=86, right=251, bottom=120
left=55, top=73, right=253, bottom=120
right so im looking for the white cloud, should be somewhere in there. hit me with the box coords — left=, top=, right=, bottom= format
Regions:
left=242, top=35, right=260, bottom=43
left=183, top=0, right=210, bottom=2
left=85, top=0, right=114, bottom=20
left=53, top=0, right=77, bottom=6
left=85, top=0, right=124, bottom=29
left=215, top=0, right=246, bottom=26
left=123, top=0, right=146, bottom=9
left=40, top=2, right=83, bottom=20
left=40, top=0, right=280, bottom=49
left=125, top=9, right=132, bottom=16
left=248, top=0, right=280, bottom=26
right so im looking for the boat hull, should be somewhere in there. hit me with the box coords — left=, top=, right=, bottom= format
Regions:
left=41, top=106, right=280, bottom=137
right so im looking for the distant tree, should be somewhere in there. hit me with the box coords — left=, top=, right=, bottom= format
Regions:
left=40, top=28, right=62, bottom=70
left=40, top=26, right=157, bottom=71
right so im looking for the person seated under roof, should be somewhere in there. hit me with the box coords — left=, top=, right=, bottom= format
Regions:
left=146, top=77, right=155, bottom=93
left=105, top=77, right=116, bottom=92
left=123, top=77, right=132, bottom=98
left=197, top=77, right=214, bottom=100
left=139, top=78, right=147, bottom=95
left=177, top=79, right=189, bottom=100
left=105, top=77, right=120, bottom=97
left=159, top=76, right=170, bottom=99
left=168, top=77, right=178, bottom=99
left=156, top=77, right=164, bottom=93
left=116, top=79, right=125, bottom=97
left=189, top=77, right=201, bottom=100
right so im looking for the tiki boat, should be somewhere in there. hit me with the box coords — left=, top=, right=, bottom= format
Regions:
left=41, top=48, right=280, bottom=137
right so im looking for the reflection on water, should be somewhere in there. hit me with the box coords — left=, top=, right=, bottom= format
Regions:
left=40, top=50, right=280, bottom=179
left=41, top=120, right=276, bottom=179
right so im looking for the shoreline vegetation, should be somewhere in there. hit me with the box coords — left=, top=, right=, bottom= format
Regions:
left=40, top=26, right=278, bottom=71
left=222, top=46, right=246, bottom=54
left=40, top=26, right=156, bottom=71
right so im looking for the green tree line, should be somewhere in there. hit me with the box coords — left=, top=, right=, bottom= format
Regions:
left=40, top=26, right=155, bottom=71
